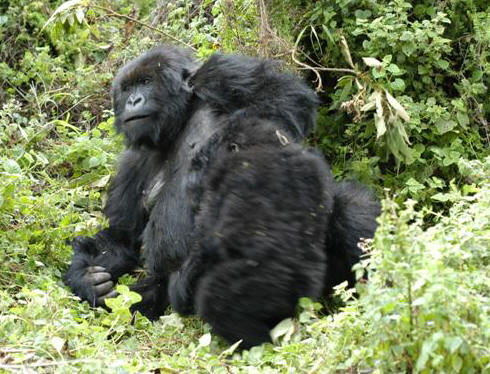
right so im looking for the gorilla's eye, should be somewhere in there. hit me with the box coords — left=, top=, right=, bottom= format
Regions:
left=138, top=77, right=152, bottom=86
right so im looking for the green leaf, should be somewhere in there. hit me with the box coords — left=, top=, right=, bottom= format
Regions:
left=400, top=31, right=412, bottom=41
left=338, top=77, right=353, bottom=105
left=431, top=192, right=450, bottom=202
left=382, top=55, right=392, bottom=64
left=435, top=119, right=457, bottom=135
left=437, top=60, right=450, bottom=70
left=372, top=67, right=386, bottom=79
left=451, top=355, right=463, bottom=372
left=270, top=318, right=295, bottom=344
left=391, top=78, right=406, bottom=91
left=401, top=42, right=416, bottom=56
left=456, top=112, right=469, bottom=127
left=445, top=337, right=463, bottom=354
left=3, top=159, right=21, bottom=174
left=88, top=156, right=101, bottom=168
left=405, top=177, right=424, bottom=193
left=416, top=339, right=432, bottom=371
left=418, top=65, right=429, bottom=75
left=387, top=64, right=403, bottom=76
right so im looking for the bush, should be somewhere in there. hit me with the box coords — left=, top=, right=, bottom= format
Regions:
left=270, top=0, right=489, bottom=205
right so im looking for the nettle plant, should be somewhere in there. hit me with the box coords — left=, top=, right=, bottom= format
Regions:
left=282, top=0, right=488, bottom=201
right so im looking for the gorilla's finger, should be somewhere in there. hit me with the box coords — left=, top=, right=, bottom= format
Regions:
left=94, top=280, right=114, bottom=296
left=87, top=266, right=107, bottom=273
left=104, top=290, right=119, bottom=299
left=89, top=272, right=112, bottom=285
left=97, top=290, right=118, bottom=306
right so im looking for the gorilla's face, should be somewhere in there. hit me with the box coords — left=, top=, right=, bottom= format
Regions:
left=112, top=46, right=198, bottom=148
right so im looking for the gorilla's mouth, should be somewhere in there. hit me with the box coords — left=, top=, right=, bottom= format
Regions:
left=125, top=114, right=151, bottom=124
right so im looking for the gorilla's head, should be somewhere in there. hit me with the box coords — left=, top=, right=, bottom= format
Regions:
left=112, top=45, right=199, bottom=148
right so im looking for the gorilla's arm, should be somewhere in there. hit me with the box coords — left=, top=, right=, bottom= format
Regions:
left=168, top=253, right=206, bottom=316
left=64, top=149, right=151, bottom=306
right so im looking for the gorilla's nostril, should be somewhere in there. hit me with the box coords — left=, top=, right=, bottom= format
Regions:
left=127, top=93, right=145, bottom=108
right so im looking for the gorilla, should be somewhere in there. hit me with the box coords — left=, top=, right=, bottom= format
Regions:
left=64, top=45, right=380, bottom=348
left=168, top=117, right=379, bottom=348
left=65, top=45, right=320, bottom=314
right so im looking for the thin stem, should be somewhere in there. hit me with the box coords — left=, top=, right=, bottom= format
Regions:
left=92, top=5, right=196, bottom=51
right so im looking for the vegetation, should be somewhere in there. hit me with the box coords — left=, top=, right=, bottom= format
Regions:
left=0, top=0, right=488, bottom=372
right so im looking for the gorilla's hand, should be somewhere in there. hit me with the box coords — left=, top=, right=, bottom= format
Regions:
left=65, top=237, right=118, bottom=307
left=129, top=277, right=169, bottom=320
left=82, top=265, right=117, bottom=306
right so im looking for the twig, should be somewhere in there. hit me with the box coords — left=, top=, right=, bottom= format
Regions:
left=56, top=94, right=94, bottom=120
left=291, top=27, right=360, bottom=92
left=92, top=5, right=196, bottom=51
left=292, top=28, right=323, bottom=92
left=296, top=66, right=357, bottom=74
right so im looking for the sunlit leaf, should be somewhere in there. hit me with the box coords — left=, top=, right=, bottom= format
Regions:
left=198, top=333, right=212, bottom=347
left=385, top=90, right=410, bottom=121
left=362, top=57, right=382, bottom=68
left=270, top=318, right=295, bottom=344
left=375, top=91, right=386, bottom=138
left=42, top=0, right=85, bottom=30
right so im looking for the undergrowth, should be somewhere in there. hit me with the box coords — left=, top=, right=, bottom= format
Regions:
left=0, top=0, right=488, bottom=372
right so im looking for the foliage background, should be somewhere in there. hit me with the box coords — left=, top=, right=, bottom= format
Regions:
left=0, top=0, right=488, bottom=372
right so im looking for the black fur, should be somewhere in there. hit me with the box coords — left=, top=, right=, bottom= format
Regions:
left=168, top=117, right=380, bottom=348
left=64, top=45, right=321, bottom=319
left=169, top=118, right=332, bottom=348
left=64, top=45, right=380, bottom=347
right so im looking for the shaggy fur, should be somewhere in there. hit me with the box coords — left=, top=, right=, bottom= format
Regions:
left=64, top=45, right=321, bottom=319
left=64, top=45, right=380, bottom=347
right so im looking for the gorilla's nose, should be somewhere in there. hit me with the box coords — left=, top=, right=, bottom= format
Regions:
left=126, top=92, right=145, bottom=110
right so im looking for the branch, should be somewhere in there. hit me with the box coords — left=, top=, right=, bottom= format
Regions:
left=92, top=5, right=196, bottom=51
left=291, top=27, right=359, bottom=92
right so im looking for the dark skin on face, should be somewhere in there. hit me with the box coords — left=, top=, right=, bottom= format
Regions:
left=114, top=65, right=159, bottom=144
left=123, top=83, right=152, bottom=122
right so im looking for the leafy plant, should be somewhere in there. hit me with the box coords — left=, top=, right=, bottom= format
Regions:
left=0, top=0, right=488, bottom=372
left=270, top=0, right=489, bottom=206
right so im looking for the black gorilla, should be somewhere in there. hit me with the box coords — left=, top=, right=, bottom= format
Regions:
left=167, top=117, right=331, bottom=347
left=64, top=45, right=321, bottom=318
left=168, top=116, right=379, bottom=347
left=64, top=45, right=380, bottom=348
